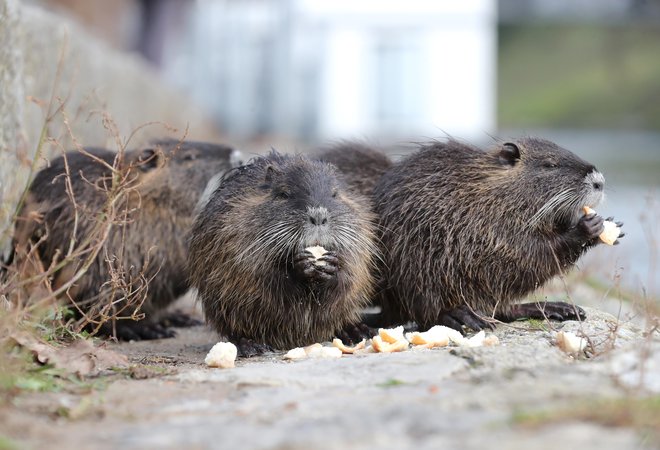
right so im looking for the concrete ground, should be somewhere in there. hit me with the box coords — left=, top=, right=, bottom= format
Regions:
left=1, top=293, right=658, bottom=450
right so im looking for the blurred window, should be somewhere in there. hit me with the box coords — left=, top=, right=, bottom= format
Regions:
left=374, top=35, right=422, bottom=126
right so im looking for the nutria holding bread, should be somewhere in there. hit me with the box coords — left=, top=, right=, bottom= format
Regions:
left=317, top=142, right=393, bottom=198
left=371, top=137, right=624, bottom=331
left=10, top=139, right=239, bottom=340
left=188, top=151, right=378, bottom=356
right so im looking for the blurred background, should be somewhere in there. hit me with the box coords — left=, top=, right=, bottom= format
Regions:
left=27, top=0, right=660, bottom=299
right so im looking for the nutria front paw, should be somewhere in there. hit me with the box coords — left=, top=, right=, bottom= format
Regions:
left=293, top=250, right=338, bottom=283
left=605, top=217, right=626, bottom=245
left=106, top=321, right=177, bottom=341
left=232, top=337, right=274, bottom=358
left=158, top=310, right=203, bottom=328
left=336, top=322, right=377, bottom=345
left=578, top=211, right=604, bottom=242
left=437, top=306, right=495, bottom=333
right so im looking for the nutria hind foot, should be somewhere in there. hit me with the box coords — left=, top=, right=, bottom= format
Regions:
left=97, top=320, right=178, bottom=341
left=436, top=306, right=496, bottom=334
left=157, top=310, right=203, bottom=328
left=496, top=301, right=586, bottom=323
left=232, top=337, right=274, bottom=358
left=336, top=322, right=377, bottom=345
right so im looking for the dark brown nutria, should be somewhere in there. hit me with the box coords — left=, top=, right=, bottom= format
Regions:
left=11, top=139, right=240, bottom=340
left=371, top=138, right=624, bottom=331
left=188, top=151, right=378, bottom=355
left=317, top=142, right=393, bottom=198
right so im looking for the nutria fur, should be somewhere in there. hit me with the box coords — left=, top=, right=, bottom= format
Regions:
left=188, top=151, right=377, bottom=354
left=11, top=139, right=239, bottom=340
left=372, top=138, right=624, bottom=330
left=317, top=143, right=393, bottom=198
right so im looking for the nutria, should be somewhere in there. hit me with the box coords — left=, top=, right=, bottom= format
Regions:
left=371, top=137, right=624, bottom=330
left=10, top=139, right=240, bottom=340
left=317, top=142, right=393, bottom=198
left=188, top=151, right=377, bottom=355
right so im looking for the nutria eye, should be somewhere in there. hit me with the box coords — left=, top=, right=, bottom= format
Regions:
left=183, top=153, right=197, bottom=161
left=332, top=190, right=338, bottom=198
left=544, top=162, right=558, bottom=168
left=276, top=192, right=289, bottom=200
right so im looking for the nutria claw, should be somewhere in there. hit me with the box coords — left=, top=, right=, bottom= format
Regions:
left=437, top=306, right=495, bottom=333
left=605, top=217, right=624, bottom=228
left=605, top=216, right=625, bottom=244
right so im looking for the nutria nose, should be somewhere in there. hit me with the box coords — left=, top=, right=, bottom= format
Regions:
left=308, top=207, right=329, bottom=226
left=585, top=170, right=605, bottom=192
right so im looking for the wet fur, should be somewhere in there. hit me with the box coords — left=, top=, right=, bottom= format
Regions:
left=373, top=138, right=606, bottom=328
left=188, top=152, right=377, bottom=350
left=12, top=140, right=237, bottom=337
left=317, top=142, right=393, bottom=198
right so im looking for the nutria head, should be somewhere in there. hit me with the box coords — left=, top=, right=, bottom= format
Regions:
left=132, top=139, right=240, bottom=211
left=444, top=137, right=606, bottom=234
left=484, top=138, right=605, bottom=230
left=207, top=151, right=376, bottom=274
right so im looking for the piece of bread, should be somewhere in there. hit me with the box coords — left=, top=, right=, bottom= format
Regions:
left=332, top=338, right=367, bottom=354
left=205, top=342, right=238, bottom=368
left=582, top=206, right=621, bottom=245
left=555, top=331, right=586, bottom=354
left=372, top=335, right=409, bottom=353
left=304, top=245, right=328, bottom=266
left=284, top=342, right=342, bottom=360
left=378, top=326, right=406, bottom=344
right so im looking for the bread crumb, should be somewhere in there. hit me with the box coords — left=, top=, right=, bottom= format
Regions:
left=284, top=347, right=308, bottom=360
left=405, top=325, right=450, bottom=347
left=378, top=326, right=406, bottom=344
left=332, top=338, right=366, bottom=354
left=372, top=335, right=409, bottom=353
left=205, top=342, right=237, bottom=368
left=284, top=342, right=342, bottom=360
left=555, top=331, right=586, bottom=354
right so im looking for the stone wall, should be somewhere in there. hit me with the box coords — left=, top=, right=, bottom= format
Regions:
left=0, top=0, right=220, bottom=252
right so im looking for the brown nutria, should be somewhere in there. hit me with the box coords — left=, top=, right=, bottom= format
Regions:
left=374, top=138, right=622, bottom=329
left=188, top=151, right=378, bottom=356
left=10, top=139, right=240, bottom=340
left=371, top=137, right=624, bottom=331
left=317, top=142, right=393, bottom=198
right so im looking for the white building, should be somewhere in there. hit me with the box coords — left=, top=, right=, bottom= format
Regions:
left=167, top=0, right=496, bottom=141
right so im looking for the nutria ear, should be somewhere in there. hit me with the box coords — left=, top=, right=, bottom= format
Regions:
left=264, top=165, right=275, bottom=183
left=498, top=143, right=520, bottom=166
left=136, top=148, right=159, bottom=172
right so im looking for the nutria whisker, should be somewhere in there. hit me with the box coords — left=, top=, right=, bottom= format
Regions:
left=528, top=188, right=576, bottom=228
